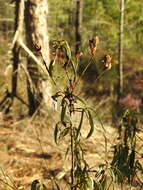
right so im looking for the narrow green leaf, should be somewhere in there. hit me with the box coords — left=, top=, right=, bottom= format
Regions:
left=65, top=145, right=70, bottom=159
left=31, top=180, right=44, bottom=190
left=49, top=60, right=55, bottom=77
left=61, top=102, right=67, bottom=123
left=109, top=168, right=115, bottom=182
left=64, top=41, right=76, bottom=75
left=75, top=109, right=84, bottom=140
left=54, top=123, right=59, bottom=144
left=59, top=127, right=70, bottom=139
left=112, top=167, right=123, bottom=183
left=86, top=110, right=94, bottom=139
left=86, top=177, right=94, bottom=190
left=42, top=59, right=57, bottom=85
left=128, top=150, right=135, bottom=169
left=70, top=59, right=76, bottom=76
left=94, top=181, right=101, bottom=190
left=65, top=41, right=71, bottom=59
left=101, top=176, right=107, bottom=190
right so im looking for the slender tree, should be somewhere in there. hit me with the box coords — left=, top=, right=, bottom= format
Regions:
left=24, top=0, right=51, bottom=115
left=0, top=0, right=25, bottom=113
left=118, top=0, right=125, bottom=98
left=75, top=0, right=83, bottom=54
left=12, top=0, right=24, bottom=100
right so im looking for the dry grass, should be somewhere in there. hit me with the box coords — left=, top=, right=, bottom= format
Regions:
left=0, top=103, right=143, bottom=190
left=0, top=110, right=115, bottom=189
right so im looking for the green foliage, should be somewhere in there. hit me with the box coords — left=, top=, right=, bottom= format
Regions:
left=48, top=0, right=143, bottom=51
left=43, top=39, right=142, bottom=189
left=124, top=0, right=143, bottom=49
left=111, top=109, right=143, bottom=184
left=48, top=0, right=74, bottom=40
left=44, top=40, right=118, bottom=190
left=31, top=180, right=47, bottom=190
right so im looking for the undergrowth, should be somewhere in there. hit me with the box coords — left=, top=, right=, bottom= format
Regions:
left=0, top=38, right=143, bottom=190
left=29, top=38, right=142, bottom=190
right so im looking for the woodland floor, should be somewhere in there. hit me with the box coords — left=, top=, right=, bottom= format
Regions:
left=0, top=110, right=142, bottom=190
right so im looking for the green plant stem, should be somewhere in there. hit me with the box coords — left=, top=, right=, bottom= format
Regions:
left=74, top=56, right=94, bottom=88
left=94, top=70, right=106, bottom=82
left=76, top=70, right=106, bottom=98
left=65, top=67, right=71, bottom=84
left=42, top=58, right=57, bottom=86
left=71, top=128, right=74, bottom=189
left=74, top=57, right=79, bottom=82
left=70, top=116, right=75, bottom=190
left=75, top=58, right=79, bottom=73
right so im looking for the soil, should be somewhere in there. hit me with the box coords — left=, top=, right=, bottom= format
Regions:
left=0, top=111, right=142, bottom=190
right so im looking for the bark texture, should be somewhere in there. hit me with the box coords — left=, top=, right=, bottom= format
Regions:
left=25, top=0, right=51, bottom=115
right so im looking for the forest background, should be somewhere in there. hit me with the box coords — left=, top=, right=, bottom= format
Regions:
left=0, top=0, right=143, bottom=190
left=0, top=0, right=143, bottom=115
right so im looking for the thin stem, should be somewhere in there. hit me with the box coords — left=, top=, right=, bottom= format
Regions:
left=42, top=58, right=57, bottom=86
left=76, top=69, right=106, bottom=97
left=69, top=85, right=75, bottom=189
left=65, top=67, right=71, bottom=84
left=70, top=59, right=77, bottom=83
left=75, top=58, right=79, bottom=72
left=74, top=56, right=94, bottom=88
left=0, top=166, right=17, bottom=190
left=0, top=179, right=17, bottom=190
left=74, top=58, right=79, bottom=83
left=70, top=122, right=75, bottom=190
left=93, top=67, right=107, bottom=84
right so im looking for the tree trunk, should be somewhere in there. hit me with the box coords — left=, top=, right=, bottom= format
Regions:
left=24, top=0, right=51, bottom=115
left=118, top=0, right=124, bottom=98
left=6, top=0, right=24, bottom=113
left=75, top=0, right=83, bottom=54
left=12, top=0, right=24, bottom=97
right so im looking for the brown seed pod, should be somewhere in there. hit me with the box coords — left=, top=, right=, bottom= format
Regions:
left=89, top=36, right=99, bottom=56
left=103, top=55, right=112, bottom=71
left=75, top=52, right=83, bottom=59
